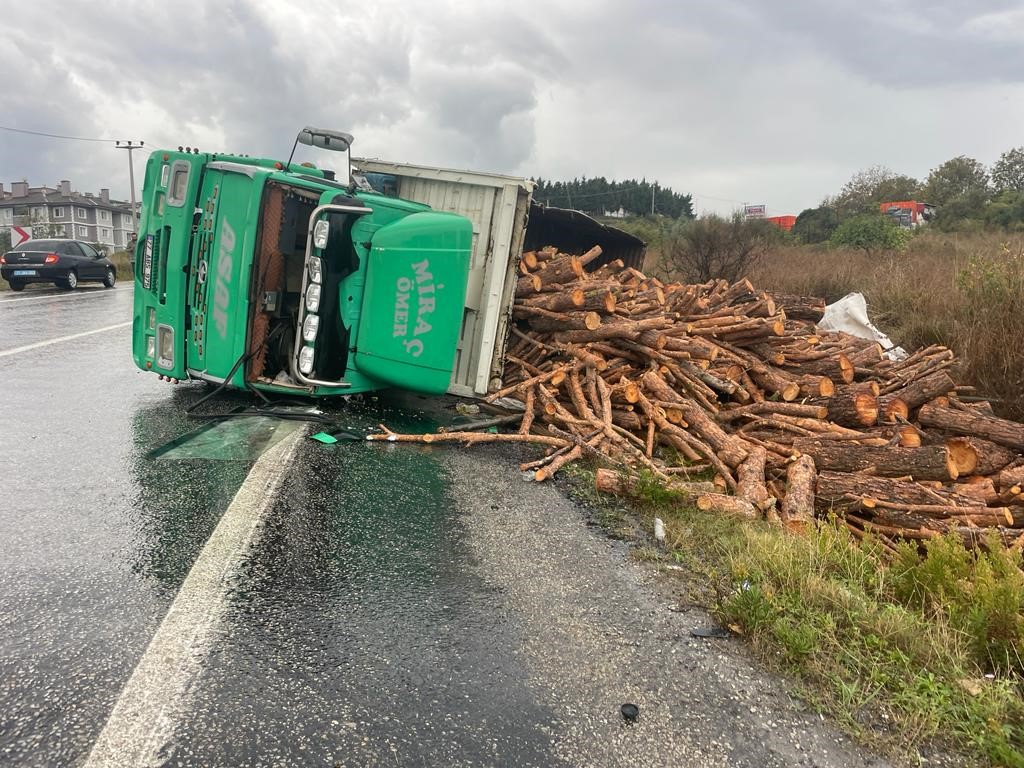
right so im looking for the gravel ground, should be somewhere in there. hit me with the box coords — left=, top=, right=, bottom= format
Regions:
left=448, top=445, right=893, bottom=768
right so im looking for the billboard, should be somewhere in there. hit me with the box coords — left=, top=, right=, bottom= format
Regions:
left=743, top=204, right=766, bottom=219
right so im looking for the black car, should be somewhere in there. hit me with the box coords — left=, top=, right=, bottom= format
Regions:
left=1, top=239, right=117, bottom=291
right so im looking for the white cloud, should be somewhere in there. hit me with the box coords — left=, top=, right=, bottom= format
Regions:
left=2, top=0, right=1023, bottom=217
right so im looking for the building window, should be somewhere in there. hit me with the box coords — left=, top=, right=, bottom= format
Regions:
left=100, top=210, right=110, bottom=222
left=32, top=206, right=44, bottom=219
left=77, top=207, right=87, bottom=219
left=77, top=225, right=88, bottom=238
left=123, top=214, right=134, bottom=230
left=101, top=228, right=111, bottom=240
left=53, top=207, right=65, bottom=218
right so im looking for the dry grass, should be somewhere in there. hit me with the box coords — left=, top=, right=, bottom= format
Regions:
left=747, top=231, right=1024, bottom=420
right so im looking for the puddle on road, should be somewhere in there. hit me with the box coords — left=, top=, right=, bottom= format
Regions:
left=147, top=411, right=310, bottom=461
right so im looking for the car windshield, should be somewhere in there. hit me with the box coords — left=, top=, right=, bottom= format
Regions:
left=13, top=239, right=67, bottom=252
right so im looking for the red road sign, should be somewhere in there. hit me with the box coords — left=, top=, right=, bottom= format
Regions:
left=11, top=226, right=32, bottom=247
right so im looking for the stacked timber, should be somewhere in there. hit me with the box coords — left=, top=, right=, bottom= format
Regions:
left=367, top=246, right=1024, bottom=550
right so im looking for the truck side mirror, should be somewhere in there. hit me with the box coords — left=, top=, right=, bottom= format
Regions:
left=297, top=127, right=354, bottom=152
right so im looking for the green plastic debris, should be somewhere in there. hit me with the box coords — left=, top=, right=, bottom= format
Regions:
left=310, top=432, right=339, bottom=444
left=487, top=426, right=499, bottom=433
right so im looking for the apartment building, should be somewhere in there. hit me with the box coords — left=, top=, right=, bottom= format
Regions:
left=0, top=180, right=136, bottom=251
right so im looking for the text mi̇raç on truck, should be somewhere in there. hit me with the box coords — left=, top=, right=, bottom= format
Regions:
left=131, top=127, right=645, bottom=398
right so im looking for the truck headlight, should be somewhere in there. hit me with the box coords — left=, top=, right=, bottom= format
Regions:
left=302, top=313, right=320, bottom=342
left=305, top=283, right=321, bottom=313
left=146, top=336, right=155, bottom=358
left=157, top=325, right=174, bottom=369
left=313, top=220, right=330, bottom=250
left=298, top=346, right=315, bottom=374
left=147, top=307, right=156, bottom=330
left=308, top=257, right=323, bottom=284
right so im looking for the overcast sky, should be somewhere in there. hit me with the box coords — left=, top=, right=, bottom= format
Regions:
left=3, top=0, right=1023, bottom=216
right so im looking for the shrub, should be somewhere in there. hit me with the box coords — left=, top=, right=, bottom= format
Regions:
left=829, top=215, right=910, bottom=255
left=660, top=213, right=774, bottom=282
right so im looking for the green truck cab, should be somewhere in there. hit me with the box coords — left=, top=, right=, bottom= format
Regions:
left=131, top=129, right=473, bottom=396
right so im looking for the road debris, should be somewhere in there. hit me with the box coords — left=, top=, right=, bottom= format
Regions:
left=368, top=247, right=1024, bottom=548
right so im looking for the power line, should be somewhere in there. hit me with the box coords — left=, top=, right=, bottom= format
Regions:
left=0, top=125, right=124, bottom=143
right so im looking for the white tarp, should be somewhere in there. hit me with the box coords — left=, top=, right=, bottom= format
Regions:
left=817, top=292, right=907, bottom=361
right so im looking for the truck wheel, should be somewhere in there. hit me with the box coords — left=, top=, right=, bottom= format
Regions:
left=103, top=268, right=116, bottom=288
left=62, top=271, right=78, bottom=290
left=8, top=281, right=25, bottom=292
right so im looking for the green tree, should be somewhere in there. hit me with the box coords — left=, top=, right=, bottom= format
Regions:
left=933, top=189, right=990, bottom=231
left=991, top=147, right=1024, bottom=193
left=661, top=213, right=773, bottom=282
left=829, top=215, right=909, bottom=256
left=792, top=205, right=840, bottom=243
left=982, top=190, right=1024, bottom=230
left=833, top=166, right=921, bottom=218
left=922, top=156, right=990, bottom=206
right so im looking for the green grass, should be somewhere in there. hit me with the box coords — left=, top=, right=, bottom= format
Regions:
left=564, top=462, right=1024, bottom=766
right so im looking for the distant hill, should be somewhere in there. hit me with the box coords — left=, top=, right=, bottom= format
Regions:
left=532, top=177, right=694, bottom=219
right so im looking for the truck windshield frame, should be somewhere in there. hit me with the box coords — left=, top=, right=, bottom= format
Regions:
left=290, top=202, right=373, bottom=389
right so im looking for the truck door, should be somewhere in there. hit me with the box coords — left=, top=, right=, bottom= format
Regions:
left=184, top=165, right=261, bottom=383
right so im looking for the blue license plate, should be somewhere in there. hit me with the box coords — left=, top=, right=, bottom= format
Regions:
left=12, top=270, right=36, bottom=277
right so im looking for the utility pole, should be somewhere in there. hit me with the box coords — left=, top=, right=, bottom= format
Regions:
left=115, top=140, right=144, bottom=224
left=651, top=183, right=656, bottom=216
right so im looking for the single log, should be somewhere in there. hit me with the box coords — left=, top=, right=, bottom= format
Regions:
left=797, top=374, right=835, bottom=399
left=781, top=455, right=816, bottom=532
left=537, top=254, right=584, bottom=288
left=553, top=317, right=671, bottom=344
left=578, top=245, right=604, bottom=269
left=945, top=437, right=1017, bottom=477
left=815, top=471, right=983, bottom=511
left=770, top=293, right=826, bottom=322
left=918, top=403, right=1024, bottom=452
left=513, top=306, right=602, bottom=332
left=535, top=445, right=583, bottom=482
left=953, top=477, right=999, bottom=505
left=519, top=287, right=585, bottom=313
left=367, top=426, right=568, bottom=448
left=815, top=388, right=878, bottom=427
left=580, top=287, right=617, bottom=314
left=997, top=464, right=1024, bottom=494
left=736, top=446, right=773, bottom=511
left=792, top=438, right=958, bottom=481
left=696, top=493, right=759, bottom=519
left=718, top=402, right=829, bottom=422
left=878, top=370, right=956, bottom=421
left=594, top=468, right=715, bottom=499
left=788, top=353, right=854, bottom=384
left=515, top=273, right=542, bottom=298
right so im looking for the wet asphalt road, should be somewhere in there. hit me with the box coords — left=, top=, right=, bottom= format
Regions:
left=0, top=285, right=892, bottom=767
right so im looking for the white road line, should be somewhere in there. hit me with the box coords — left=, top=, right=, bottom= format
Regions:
left=0, top=286, right=130, bottom=306
left=0, top=321, right=132, bottom=358
left=84, top=426, right=305, bottom=768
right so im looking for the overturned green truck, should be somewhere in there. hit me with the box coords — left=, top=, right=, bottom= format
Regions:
left=132, top=128, right=645, bottom=399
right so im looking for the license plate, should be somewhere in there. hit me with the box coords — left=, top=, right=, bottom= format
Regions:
left=12, top=270, right=36, bottom=277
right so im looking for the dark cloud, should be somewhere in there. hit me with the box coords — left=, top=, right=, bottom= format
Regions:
left=2, top=0, right=1023, bottom=215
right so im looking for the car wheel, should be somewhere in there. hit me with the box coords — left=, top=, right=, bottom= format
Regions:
left=62, top=271, right=78, bottom=290
left=103, top=268, right=116, bottom=288
left=8, top=281, right=25, bottom=292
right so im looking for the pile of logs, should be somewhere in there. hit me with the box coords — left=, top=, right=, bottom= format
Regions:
left=367, top=245, right=1024, bottom=550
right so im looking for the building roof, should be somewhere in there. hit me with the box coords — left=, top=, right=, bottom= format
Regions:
left=0, top=186, right=133, bottom=212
